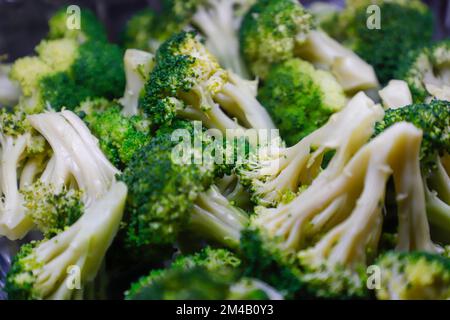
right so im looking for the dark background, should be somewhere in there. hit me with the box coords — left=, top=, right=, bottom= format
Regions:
left=0, top=0, right=449, bottom=63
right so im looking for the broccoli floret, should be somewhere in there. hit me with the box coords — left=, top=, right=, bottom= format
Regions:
left=239, top=0, right=312, bottom=79
left=28, top=110, right=120, bottom=204
left=375, top=251, right=450, bottom=300
left=119, top=49, right=155, bottom=116
left=122, top=9, right=160, bottom=52
left=240, top=0, right=378, bottom=91
left=395, top=40, right=450, bottom=103
left=21, top=181, right=84, bottom=238
left=47, top=7, right=108, bottom=43
left=374, top=100, right=450, bottom=168
left=238, top=92, right=383, bottom=206
left=328, top=0, right=434, bottom=85
left=0, top=110, right=46, bottom=240
left=10, top=38, right=125, bottom=113
left=81, top=102, right=151, bottom=169
left=142, top=31, right=274, bottom=133
left=120, top=120, right=248, bottom=248
left=258, top=58, right=346, bottom=146
left=4, top=181, right=127, bottom=300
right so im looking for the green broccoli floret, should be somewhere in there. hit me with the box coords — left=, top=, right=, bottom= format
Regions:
left=120, top=120, right=248, bottom=248
left=4, top=181, right=127, bottom=300
left=239, top=0, right=312, bottom=79
left=10, top=38, right=125, bottom=113
left=142, top=31, right=274, bottom=133
left=80, top=101, right=151, bottom=168
left=328, top=0, right=434, bottom=85
left=238, top=92, right=383, bottom=206
left=21, top=181, right=84, bottom=238
left=375, top=251, right=450, bottom=300
left=122, top=9, right=159, bottom=51
left=47, top=6, right=108, bottom=43
left=395, top=40, right=450, bottom=103
left=0, top=110, right=47, bottom=240
left=258, top=58, right=346, bottom=146
left=373, top=100, right=450, bottom=242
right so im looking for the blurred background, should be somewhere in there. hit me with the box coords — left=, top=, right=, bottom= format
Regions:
left=0, top=0, right=449, bottom=63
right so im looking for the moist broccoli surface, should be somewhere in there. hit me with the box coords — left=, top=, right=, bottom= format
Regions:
left=258, top=58, right=346, bottom=146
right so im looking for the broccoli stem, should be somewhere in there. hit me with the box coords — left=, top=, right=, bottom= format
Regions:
left=189, top=185, right=249, bottom=248
left=0, top=134, right=34, bottom=239
left=192, top=0, right=250, bottom=79
left=19, top=153, right=47, bottom=189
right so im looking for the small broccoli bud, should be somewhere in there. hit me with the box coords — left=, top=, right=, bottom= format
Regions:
left=376, top=251, right=450, bottom=300
left=48, top=7, right=108, bottom=43
left=21, top=180, right=84, bottom=238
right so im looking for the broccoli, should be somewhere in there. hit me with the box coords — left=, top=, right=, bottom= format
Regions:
left=126, top=246, right=280, bottom=300
left=258, top=58, right=346, bottom=146
left=10, top=38, right=125, bottom=113
left=28, top=110, right=120, bottom=205
left=47, top=7, right=108, bottom=43
left=0, top=63, right=20, bottom=107
left=121, top=120, right=249, bottom=249
left=142, top=31, right=275, bottom=134
left=395, top=40, right=450, bottom=103
left=378, top=80, right=413, bottom=110
left=239, top=0, right=378, bottom=91
left=238, top=92, right=384, bottom=207
left=375, top=251, right=450, bottom=300
left=0, top=110, right=46, bottom=240
left=21, top=181, right=84, bottom=238
left=322, top=0, right=434, bottom=85
left=80, top=100, right=152, bottom=169
left=119, top=49, right=155, bottom=116
left=374, top=100, right=450, bottom=244
left=5, top=181, right=127, bottom=300
left=239, top=0, right=313, bottom=79
left=122, top=1, right=253, bottom=78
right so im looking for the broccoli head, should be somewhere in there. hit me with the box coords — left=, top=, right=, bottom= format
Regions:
left=258, top=58, right=346, bottom=146
left=239, top=0, right=313, bottom=79
left=47, top=7, right=108, bottom=43
left=396, top=40, right=450, bottom=103
left=376, top=251, right=450, bottom=300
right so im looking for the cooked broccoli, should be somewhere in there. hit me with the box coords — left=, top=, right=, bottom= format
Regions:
left=238, top=92, right=383, bottom=206
left=0, top=110, right=46, bottom=240
left=239, top=0, right=378, bottom=91
left=5, top=181, right=127, bottom=300
left=258, top=58, right=346, bottom=146
left=123, top=1, right=253, bottom=77
left=374, top=100, right=450, bottom=244
left=0, top=63, right=20, bottom=107
left=142, top=31, right=275, bottom=133
left=119, top=49, right=155, bottom=116
left=323, top=0, right=434, bottom=85
left=239, top=0, right=312, bottom=79
left=21, top=181, right=84, bottom=238
left=80, top=101, right=151, bottom=169
left=378, top=80, right=413, bottom=110
left=121, top=121, right=248, bottom=248
left=395, top=40, right=450, bottom=103
left=47, top=7, right=108, bottom=43
left=10, top=38, right=125, bottom=113
left=375, top=251, right=450, bottom=300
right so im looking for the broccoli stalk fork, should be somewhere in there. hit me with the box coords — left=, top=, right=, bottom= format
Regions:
left=28, top=110, right=119, bottom=205
left=189, top=185, right=249, bottom=248
left=191, top=0, right=251, bottom=78
left=5, top=181, right=127, bottom=300
left=238, top=92, right=384, bottom=206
